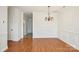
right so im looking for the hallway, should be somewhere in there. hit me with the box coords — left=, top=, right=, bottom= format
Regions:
left=6, top=37, right=79, bottom=52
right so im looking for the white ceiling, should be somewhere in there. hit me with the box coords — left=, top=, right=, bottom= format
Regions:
left=15, top=6, right=63, bottom=13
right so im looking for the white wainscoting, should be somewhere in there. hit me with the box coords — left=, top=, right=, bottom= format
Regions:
left=59, top=30, right=79, bottom=50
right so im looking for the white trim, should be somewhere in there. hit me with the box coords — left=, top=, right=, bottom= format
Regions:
left=8, top=37, right=23, bottom=41
left=59, top=37, right=79, bottom=50
left=33, top=36, right=58, bottom=38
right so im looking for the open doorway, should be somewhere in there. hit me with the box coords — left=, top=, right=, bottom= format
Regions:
left=23, top=13, right=33, bottom=39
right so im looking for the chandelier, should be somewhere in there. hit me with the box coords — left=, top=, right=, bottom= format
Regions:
left=45, top=6, right=53, bottom=21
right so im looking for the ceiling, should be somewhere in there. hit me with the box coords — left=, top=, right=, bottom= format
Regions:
left=15, top=6, right=64, bottom=13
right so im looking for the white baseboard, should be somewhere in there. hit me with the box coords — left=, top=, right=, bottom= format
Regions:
left=59, top=37, right=79, bottom=50
left=33, top=36, right=58, bottom=38
left=8, top=37, right=23, bottom=41
left=32, top=37, right=58, bottom=39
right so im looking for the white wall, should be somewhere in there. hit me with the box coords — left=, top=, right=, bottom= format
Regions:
left=0, top=6, right=8, bottom=51
left=8, top=7, right=23, bottom=41
left=33, top=12, right=58, bottom=38
left=58, top=6, right=79, bottom=50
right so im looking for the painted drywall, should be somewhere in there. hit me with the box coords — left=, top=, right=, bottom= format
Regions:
left=0, top=6, right=8, bottom=51
left=33, top=12, right=58, bottom=38
left=58, top=6, right=79, bottom=50
left=8, top=7, right=23, bottom=41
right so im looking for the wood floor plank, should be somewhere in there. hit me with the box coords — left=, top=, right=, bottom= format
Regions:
left=5, top=38, right=79, bottom=52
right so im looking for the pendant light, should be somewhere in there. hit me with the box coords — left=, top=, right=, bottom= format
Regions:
left=45, top=6, right=53, bottom=21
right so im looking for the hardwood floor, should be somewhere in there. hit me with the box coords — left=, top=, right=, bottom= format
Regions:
left=6, top=37, right=79, bottom=52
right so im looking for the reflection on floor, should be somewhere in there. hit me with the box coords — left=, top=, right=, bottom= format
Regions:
left=6, top=37, right=79, bottom=52
left=23, top=33, right=32, bottom=39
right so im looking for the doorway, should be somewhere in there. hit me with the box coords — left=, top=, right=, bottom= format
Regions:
left=23, top=13, right=33, bottom=39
